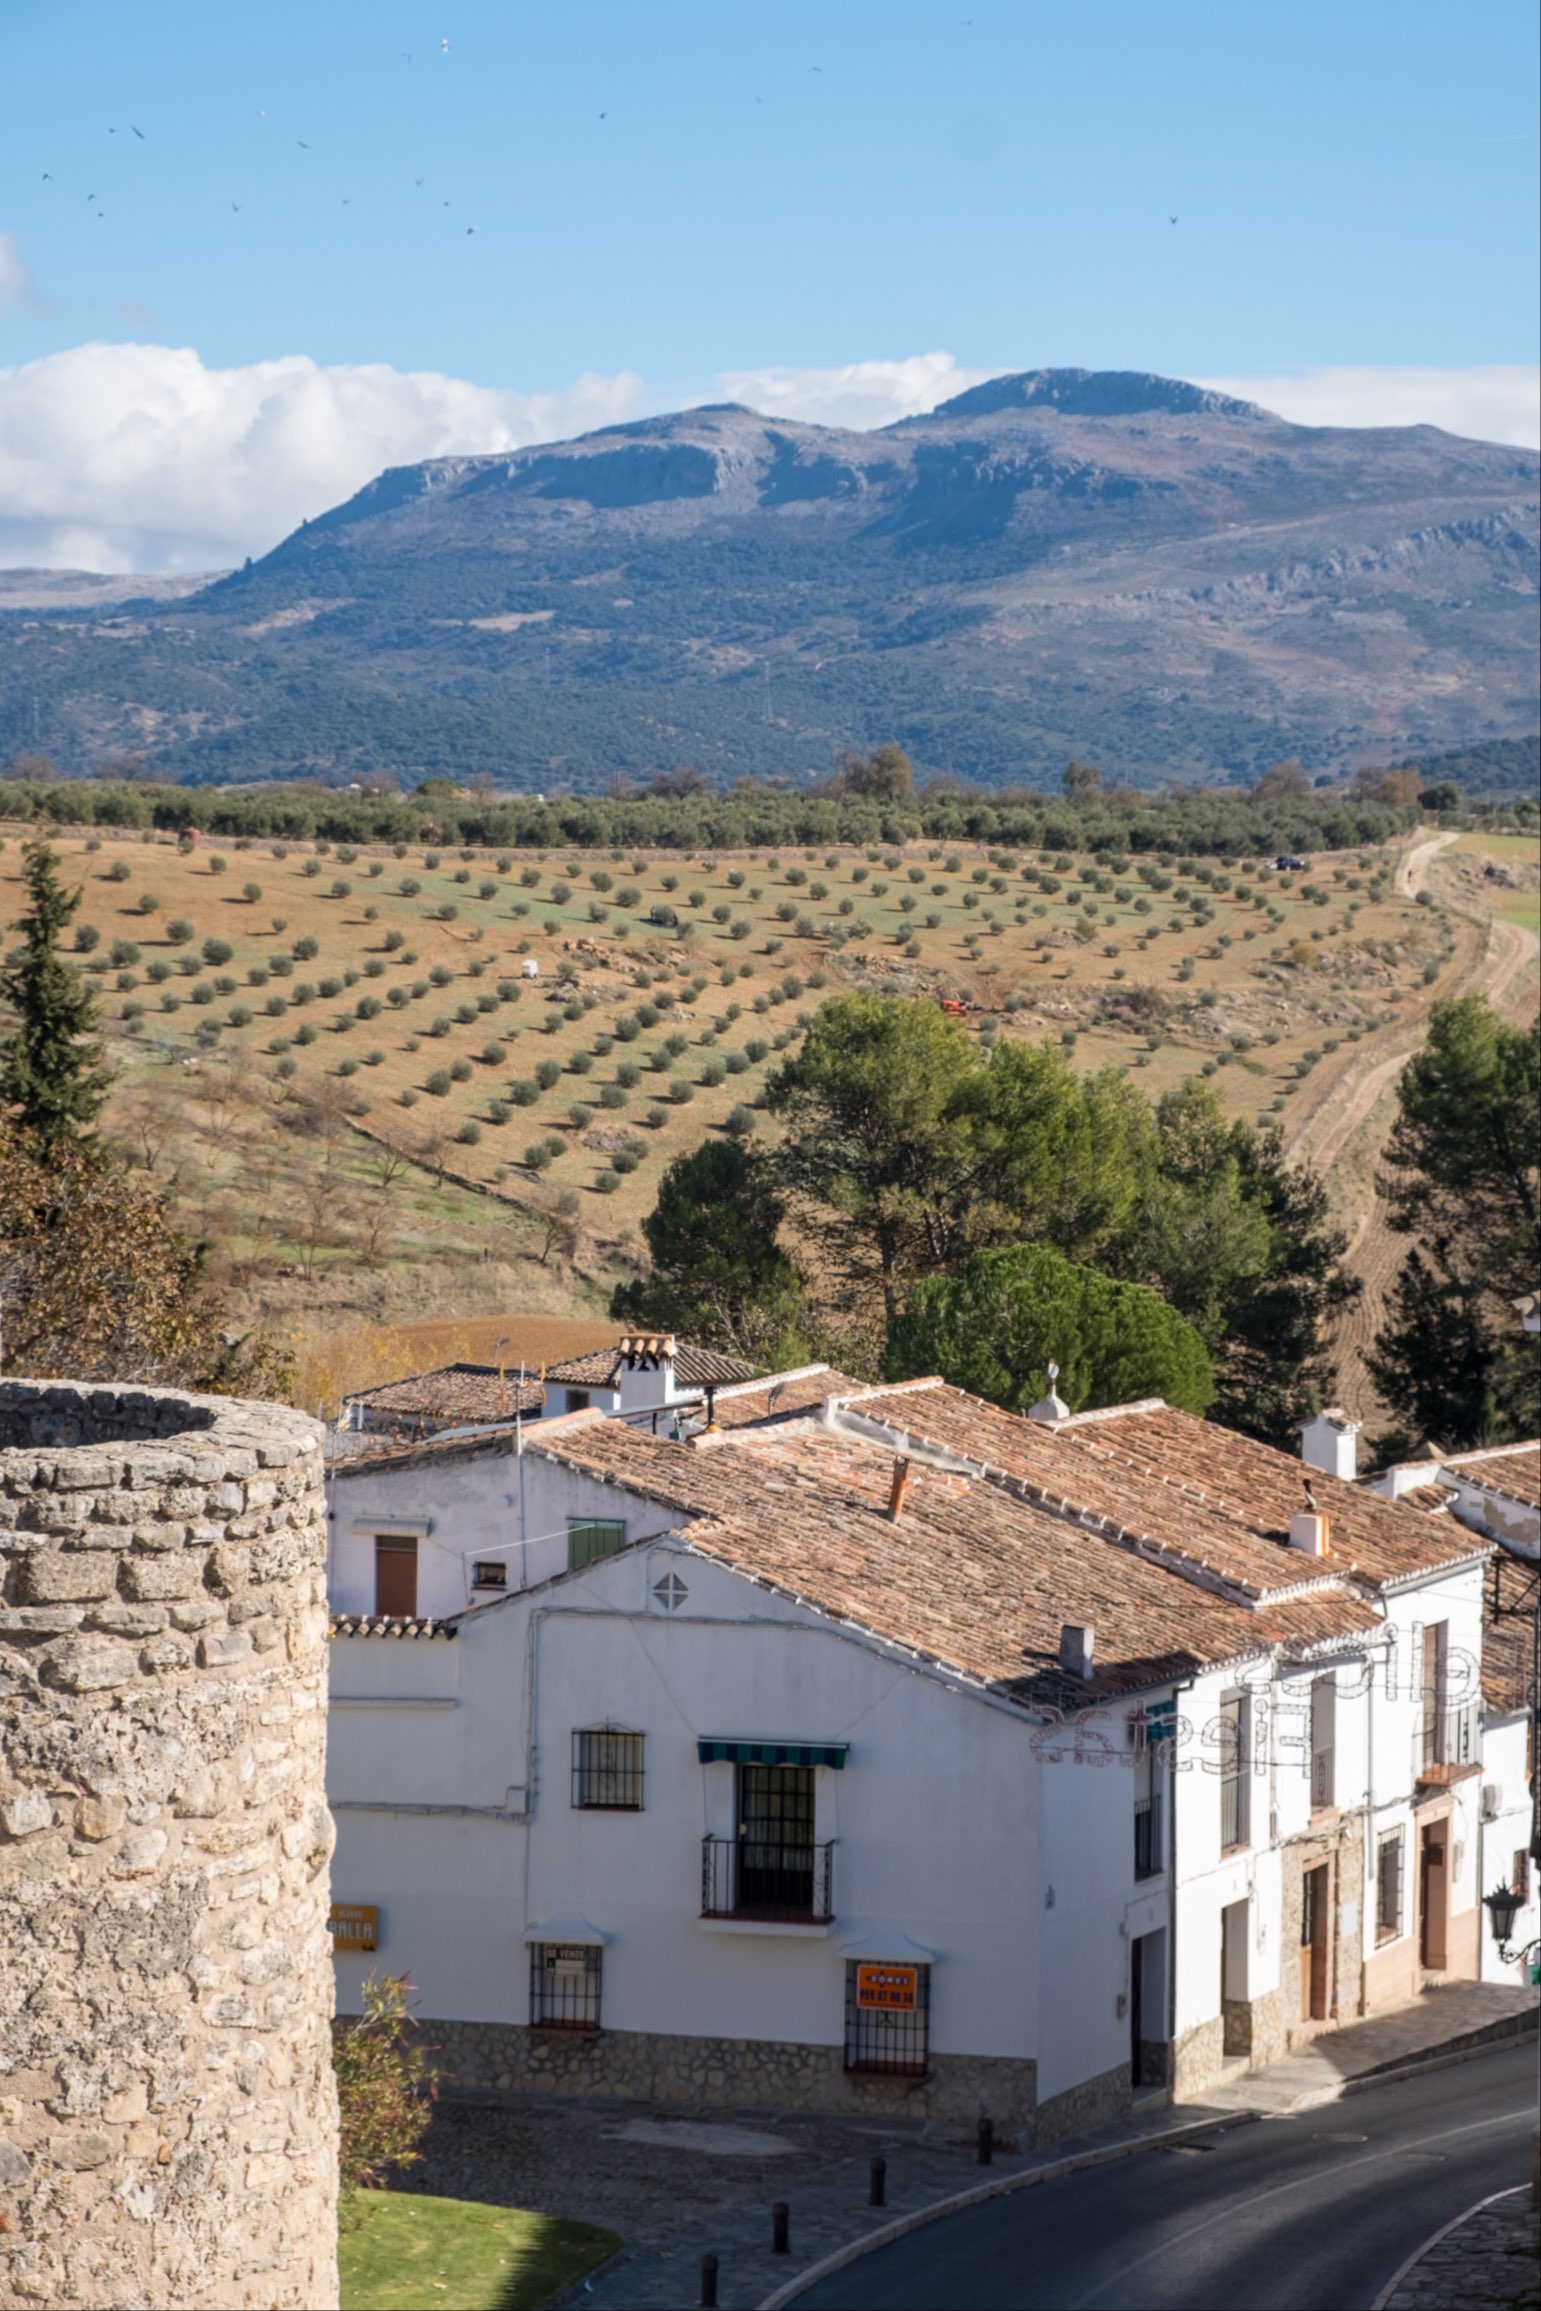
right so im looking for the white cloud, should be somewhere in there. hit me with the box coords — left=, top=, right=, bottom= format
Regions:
left=1195, top=365, right=1540, bottom=448
left=711, top=350, right=993, bottom=432
left=0, top=343, right=646, bottom=573
left=0, top=230, right=43, bottom=314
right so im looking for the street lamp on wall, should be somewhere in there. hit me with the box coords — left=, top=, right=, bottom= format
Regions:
left=1483, top=1882, right=1538, bottom=1970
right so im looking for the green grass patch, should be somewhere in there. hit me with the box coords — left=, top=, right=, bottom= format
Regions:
left=339, top=2191, right=618, bottom=2311
left=1496, top=892, right=1540, bottom=933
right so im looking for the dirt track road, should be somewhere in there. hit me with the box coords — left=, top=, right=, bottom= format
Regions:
left=1285, top=829, right=1538, bottom=1419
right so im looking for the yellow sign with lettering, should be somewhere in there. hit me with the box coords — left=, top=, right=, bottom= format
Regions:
left=855, top=1963, right=917, bottom=2011
left=329, top=1903, right=378, bottom=1952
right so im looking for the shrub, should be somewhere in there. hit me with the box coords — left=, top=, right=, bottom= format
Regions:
left=724, top=1103, right=756, bottom=1137
left=425, top=1070, right=452, bottom=1096
left=568, top=1049, right=594, bottom=1076
left=569, top=1101, right=594, bottom=1130
left=457, top=1120, right=481, bottom=1145
left=333, top=1973, right=436, bottom=2198
left=670, top=1077, right=695, bottom=1104
left=645, top=1103, right=670, bottom=1129
left=449, top=1057, right=473, bottom=1084
left=106, top=859, right=131, bottom=883
left=201, top=936, right=233, bottom=967
left=595, top=1168, right=621, bottom=1194
left=510, top=1078, right=539, bottom=1106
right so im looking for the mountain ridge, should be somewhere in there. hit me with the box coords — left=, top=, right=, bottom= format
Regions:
left=4, top=368, right=1536, bottom=789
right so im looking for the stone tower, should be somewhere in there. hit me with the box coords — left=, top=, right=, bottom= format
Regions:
left=0, top=1381, right=338, bottom=2310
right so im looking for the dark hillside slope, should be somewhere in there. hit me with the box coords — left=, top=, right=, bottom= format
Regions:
left=3, top=369, right=1535, bottom=788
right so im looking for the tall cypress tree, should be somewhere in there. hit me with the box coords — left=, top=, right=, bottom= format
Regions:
left=0, top=839, right=112, bottom=1143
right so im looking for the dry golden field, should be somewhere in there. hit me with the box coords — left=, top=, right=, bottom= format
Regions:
left=1, top=814, right=1533, bottom=1410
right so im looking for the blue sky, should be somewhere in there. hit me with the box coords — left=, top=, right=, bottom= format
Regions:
left=1, top=0, right=1536, bottom=569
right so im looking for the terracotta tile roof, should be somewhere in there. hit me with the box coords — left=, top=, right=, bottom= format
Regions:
left=1482, top=1557, right=1538, bottom=1716
left=342, top=1363, right=544, bottom=1426
left=709, top=1366, right=866, bottom=1428
left=328, top=1613, right=458, bottom=1641
left=528, top=1410, right=1379, bottom=1705
left=1400, top=1482, right=1458, bottom=1512
left=327, top=1422, right=522, bottom=1478
left=1444, top=1443, right=1541, bottom=1512
left=845, top=1384, right=1485, bottom=1596
left=543, top=1340, right=760, bottom=1390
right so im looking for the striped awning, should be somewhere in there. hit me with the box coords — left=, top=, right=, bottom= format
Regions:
left=697, top=1738, right=848, bottom=1770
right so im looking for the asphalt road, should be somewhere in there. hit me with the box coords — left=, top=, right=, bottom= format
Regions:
left=793, top=2040, right=1537, bottom=2311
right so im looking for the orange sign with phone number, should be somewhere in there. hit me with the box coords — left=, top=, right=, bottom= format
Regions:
left=855, top=1963, right=917, bottom=2011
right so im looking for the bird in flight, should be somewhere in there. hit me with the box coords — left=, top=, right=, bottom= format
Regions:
left=598, top=109, right=607, bottom=119
left=41, top=171, right=52, bottom=180
left=231, top=202, right=242, bottom=212
left=298, top=140, right=312, bottom=149
left=414, top=176, right=425, bottom=186
left=1169, top=214, right=1179, bottom=224
left=440, top=37, right=452, bottom=53
left=466, top=225, right=476, bottom=235
left=131, top=125, right=145, bottom=139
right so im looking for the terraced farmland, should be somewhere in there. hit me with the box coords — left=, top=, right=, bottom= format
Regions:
left=0, top=816, right=1500, bottom=1383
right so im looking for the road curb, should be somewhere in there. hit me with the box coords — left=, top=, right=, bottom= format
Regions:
left=1368, top=2183, right=1529, bottom=2311
left=754, top=2110, right=1254, bottom=2311
left=755, top=2024, right=1537, bottom=2311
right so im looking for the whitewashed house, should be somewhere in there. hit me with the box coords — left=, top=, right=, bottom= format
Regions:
left=327, top=1378, right=1491, bottom=2128
left=1369, top=1440, right=1539, bottom=1986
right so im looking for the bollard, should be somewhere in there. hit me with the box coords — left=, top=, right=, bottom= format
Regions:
left=977, top=2115, right=994, bottom=2166
left=869, top=2155, right=887, bottom=2208
left=699, top=2250, right=719, bottom=2308
left=772, top=2200, right=790, bottom=2255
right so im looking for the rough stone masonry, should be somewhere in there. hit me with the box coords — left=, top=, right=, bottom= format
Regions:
left=0, top=1381, right=338, bottom=2311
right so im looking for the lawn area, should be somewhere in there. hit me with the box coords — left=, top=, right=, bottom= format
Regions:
left=339, top=2190, right=618, bottom=2311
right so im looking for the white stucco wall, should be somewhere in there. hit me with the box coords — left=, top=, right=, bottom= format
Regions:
left=327, top=1538, right=1152, bottom=2094
left=326, top=1436, right=690, bottom=1618
left=1477, top=1712, right=1538, bottom=1984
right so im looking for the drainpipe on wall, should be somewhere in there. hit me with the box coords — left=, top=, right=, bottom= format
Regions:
left=1165, top=1673, right=1195, bottom=2097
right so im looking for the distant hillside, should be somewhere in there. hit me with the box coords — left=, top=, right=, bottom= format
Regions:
left=1384, top=733, right=1540, bottom=796
left=2, top=368, right=1536, bottom=790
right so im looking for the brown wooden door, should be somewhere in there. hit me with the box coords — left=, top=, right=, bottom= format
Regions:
left=1300, top=1863, right=1330, bottom=2021
left=374, top=1535, right=418, bottom=1617
left=1420, top=1826, right=1448, bottom=1969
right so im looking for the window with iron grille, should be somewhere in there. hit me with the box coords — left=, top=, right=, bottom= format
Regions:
left=568, top=1517, right=626, bottom=1571
left=572, top=1729, right=644, bottom=1809
left=844, top=1960, right=930, bottom=2076
left=529, top=1942, right=602, bottom=2030
left=471, top=1559, right=507, bottom=1590
left=1376, top=1829, right=1403, bottom=1942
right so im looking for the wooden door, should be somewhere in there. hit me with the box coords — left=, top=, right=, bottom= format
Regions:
left=1420, top=1826, right=1448, bottom=1969
left=374, top=1534, right=418, bottom=1617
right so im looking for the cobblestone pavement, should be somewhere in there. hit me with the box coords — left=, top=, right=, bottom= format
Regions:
left=1382, top=2187, right=1539, bottom=2311
left=394, top=2095, right=1234, bottom=2311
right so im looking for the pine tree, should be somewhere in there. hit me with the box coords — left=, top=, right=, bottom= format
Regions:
left=0, top=840, right=112, bottom=1143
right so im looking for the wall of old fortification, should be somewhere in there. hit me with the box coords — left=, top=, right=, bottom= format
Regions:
left=0, top=1380, right=338, bottom=2311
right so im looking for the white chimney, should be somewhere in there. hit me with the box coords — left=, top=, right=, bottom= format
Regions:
left=1288, top=1512, right=1329, bottom=1556
left=1298, top=1407, right=1360, bottom=1483
left=1058, top=1623, right=1095, bottom=1679
left=618, top=1334, right=677, bottom=1413
left=1028, top=1359, right=1070, bottom=1426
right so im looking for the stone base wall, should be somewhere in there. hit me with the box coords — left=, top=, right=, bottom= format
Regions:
left=418, top=2017, right=1043, bottom=2130
left=1280, top=1818, right=1366, bottom=2045
left=1034, top=2060, right=1131, bottom=2146
left=0, top=1382, right=337, bottom=2311
left=1171, top=2014, right=1226, bottom=2101
left=1136, top=2039, right=1170, bottom=2088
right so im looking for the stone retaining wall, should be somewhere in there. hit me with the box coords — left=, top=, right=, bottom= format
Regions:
left=421, top=2017, right=1042, bottom=2129
left=0, top=1381, right=338, bottom=2311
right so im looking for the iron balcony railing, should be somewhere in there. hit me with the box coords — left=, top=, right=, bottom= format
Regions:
left=1310, top=1745, right=1335, bottom=1811
left=701, top=1833, right=836, bottom=1924
left=1418, top=1700, right=1477, bottom=1781
left=1134, top=1795, right=1163, bottom=1879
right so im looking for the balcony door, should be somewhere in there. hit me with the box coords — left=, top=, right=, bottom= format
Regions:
left=736, top=1764, right=815, bottom=1915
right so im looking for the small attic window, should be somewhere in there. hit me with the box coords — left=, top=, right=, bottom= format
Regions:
left=471, top=1559, right=507, bottom=1590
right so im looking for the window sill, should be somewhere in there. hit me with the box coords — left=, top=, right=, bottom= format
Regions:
left=698, top=1916, right=836, bottom=1939
left=529, top=2020, right=601, bottom=2035
left=845, top=2062, right=928, bottom=2079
